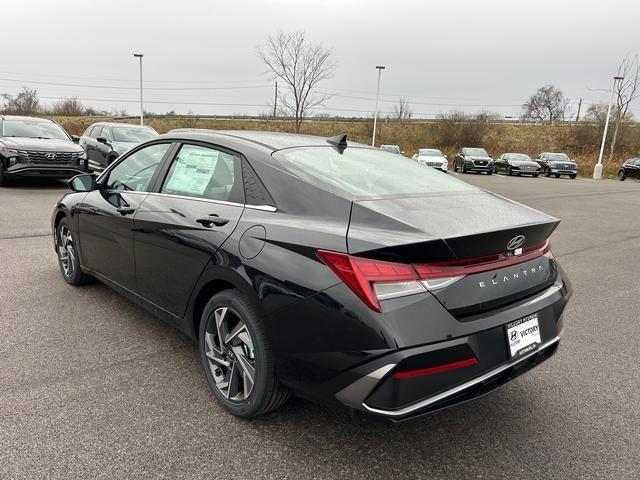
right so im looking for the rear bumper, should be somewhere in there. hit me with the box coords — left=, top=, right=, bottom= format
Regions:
left=333, top=279, right=569, bottom=421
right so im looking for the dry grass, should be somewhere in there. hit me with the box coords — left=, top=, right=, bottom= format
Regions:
left=53, top=116, right=639, bottom=178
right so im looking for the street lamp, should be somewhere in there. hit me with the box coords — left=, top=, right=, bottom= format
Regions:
left=371, top=65, right=386, bottom=147
left=593, top=75, right=624, bottom=179
left=133, top=53, right=144, bottom=125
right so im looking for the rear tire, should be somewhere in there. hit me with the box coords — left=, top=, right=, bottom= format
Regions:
left=55, top=217, right=92, bottom=285
left=0, top=165, right=10, bottom=187
left=199, top=289, right=290, bottom=418
left=618, top=171, right=626, bottom=181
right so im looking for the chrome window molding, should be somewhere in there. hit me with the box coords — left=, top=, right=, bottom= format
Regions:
left=145, top=191, right=277, bottom=212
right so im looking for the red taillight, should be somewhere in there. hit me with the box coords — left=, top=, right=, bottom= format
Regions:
left=392, top=357, right=478, bottom=379
left=317, top=241, right=552, bottom=312
left=316, top=250, right=418, bottom=312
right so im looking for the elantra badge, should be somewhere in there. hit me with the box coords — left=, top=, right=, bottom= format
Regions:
left=507, top=235, right=525, bottom=251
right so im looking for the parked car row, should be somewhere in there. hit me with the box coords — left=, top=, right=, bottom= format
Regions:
left=409, top=146, right=581, bottom=179
left=0, top=115, right=157, bottom=186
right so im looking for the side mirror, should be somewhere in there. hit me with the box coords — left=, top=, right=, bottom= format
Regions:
left=444, top=154, right=448, bottom=159
left=97, top=136, right=108, bottom=144
left=71, top=135, right=80, bottom=143
left=401, top=151, right=405, bottom=155
left=68, top=173, right=97, bottom=192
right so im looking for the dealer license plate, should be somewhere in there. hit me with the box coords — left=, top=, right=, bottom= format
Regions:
left=506, top=313, right=541, bottom=358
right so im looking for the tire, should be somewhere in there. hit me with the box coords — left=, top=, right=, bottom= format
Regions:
left=461, top=162, right=467, bottom=174
left=544, top=168, right=551, bottom=177
left=554, top=173, right=560, bottom=178
left=199, top=289, right=290, bottom=418
left=533, top=173, right=539, bottom=178
left=618, top=171, right=626, bottom=181
left=107, top=153, right=119, bottom=166
left=569, top=174, right=577, bottom=179
left=506, top=166, right=513, bottom=176
left=55, top=217, right=92, bottom=285
left=0, top=165, right=7, bottom=187
left=487, top=169, right=492, bottom=175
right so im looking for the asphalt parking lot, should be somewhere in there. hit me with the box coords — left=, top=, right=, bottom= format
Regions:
left=1, top=174, right=639, bottom=479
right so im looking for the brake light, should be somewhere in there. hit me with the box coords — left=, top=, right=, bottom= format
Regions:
left=316, top=250, right=420, bottom=312
left=316, top=241, right=551, bottom=312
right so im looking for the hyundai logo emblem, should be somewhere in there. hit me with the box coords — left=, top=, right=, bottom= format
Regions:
left=45, top=153, right=56, bottom=160
left=507, top=235, right=525, bottom=251
left=510, top=331, right=518, bottom=341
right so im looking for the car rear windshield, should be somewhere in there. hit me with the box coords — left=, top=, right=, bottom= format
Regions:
left=463, top=148, right=489, bottom=156
left=273, top=147, right=478, bottom=198
left=1, top=119, right=69, bottom=140
left=112, top=127, right=158, bottom=143
left=419, top=149, right=443, bottom=157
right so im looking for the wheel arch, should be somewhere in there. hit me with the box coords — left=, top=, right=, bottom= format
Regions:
left=188, top=267, right=262, bottom=340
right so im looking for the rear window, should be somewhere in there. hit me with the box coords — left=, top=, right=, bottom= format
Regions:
left=273, top=147, right=477, bottom=198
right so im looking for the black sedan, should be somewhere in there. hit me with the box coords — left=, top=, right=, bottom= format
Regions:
left=495, top=153, right=541, bottom=177
left=52, top=130, right=571, bottom=420
left=618, top=158, right=640, bottom=181
left=453, top=147, right=494, bottom=174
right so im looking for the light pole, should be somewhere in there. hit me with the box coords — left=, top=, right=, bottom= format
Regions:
left=133, top=53, right=144, bottom=125
left=372, top=65, right=385, bottom=147
left=593, top=75, right=624, bottom=179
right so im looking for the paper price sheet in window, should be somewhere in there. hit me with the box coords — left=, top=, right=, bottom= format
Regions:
left=165, top=149, right=219, bottom=196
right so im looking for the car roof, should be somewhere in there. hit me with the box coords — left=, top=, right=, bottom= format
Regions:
left=0, top=115, right=54, bottom=123
left=160, top=129, right=369, bottom=152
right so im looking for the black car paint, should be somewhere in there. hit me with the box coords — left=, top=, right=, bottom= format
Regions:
left=52, top=130, right=572, bottom=419
left=454, top=148, right=495, bottom=174
left=494, top=153, right=541, bottom=176
left=618, top=158, right=640, bottom=180
left=80, top=122, right=159, bottom=171
left=0, top=115, right=86, bottom=181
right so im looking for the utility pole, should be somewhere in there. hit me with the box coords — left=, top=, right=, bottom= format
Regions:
left=593, top=76, right=624, bottom=179
left=133, top=53, right=144, bottom=125
left=273, top=81, right=278, bottom=119
left=372, top=65, right=386, bottom=147
left=575, top=98, right=582, bottom=122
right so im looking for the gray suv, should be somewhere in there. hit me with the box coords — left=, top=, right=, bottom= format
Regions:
left=0, top=115, right=86, bottom=187
left=80, top=122, right=158, bottom=171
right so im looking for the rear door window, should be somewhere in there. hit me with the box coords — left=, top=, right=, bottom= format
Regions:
left=161, top=144, right=243, bottom=203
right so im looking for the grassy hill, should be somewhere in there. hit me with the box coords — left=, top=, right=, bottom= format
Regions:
left=54, top=116, right=639, bottom=178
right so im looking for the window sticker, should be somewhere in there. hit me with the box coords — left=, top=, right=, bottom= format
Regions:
left=164, top=148, right=218, bottom=196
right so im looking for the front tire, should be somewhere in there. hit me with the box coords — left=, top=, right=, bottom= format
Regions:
left=506, top=166, right=513, bottom=176
left=569, top=174, right=577, bottom=179
left=618, top=171, right=626, bottom=181
left=55, top=217, right=92, bottom=285
left=554, top=173, right=560, bottom=178
left=199, top=289, right=290, bottom=418
left=544, top=167, right=551, bottom=177
left=0, top=165, right=10, bottom=187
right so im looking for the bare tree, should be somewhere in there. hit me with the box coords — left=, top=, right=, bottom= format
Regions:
left=1, top=87, right=41, bottom=115
left=606, top=54, right=640, bottom=164
left=393, top=98, right=412, bottom=121
left=521, top=85, right=570, bottom=123
left=49, top=96, right=85, bottom=116
left=257, top=31, right=335, bottom=133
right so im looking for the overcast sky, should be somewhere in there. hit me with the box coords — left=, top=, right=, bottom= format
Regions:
left=3, top=0, right=639, bottom=118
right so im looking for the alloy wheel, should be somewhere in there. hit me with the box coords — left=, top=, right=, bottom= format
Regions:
left=204, top=307, right=256, bottom=402
left=57, top=225, right=76, bottom=277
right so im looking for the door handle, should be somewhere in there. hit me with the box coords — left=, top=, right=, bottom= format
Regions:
left=117, top=205, right=136, bottom=216
left=196, top=216, right=230, bottom=228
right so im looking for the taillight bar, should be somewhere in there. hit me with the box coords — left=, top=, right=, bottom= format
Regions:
left=317, top=240, right=552, bottom=312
